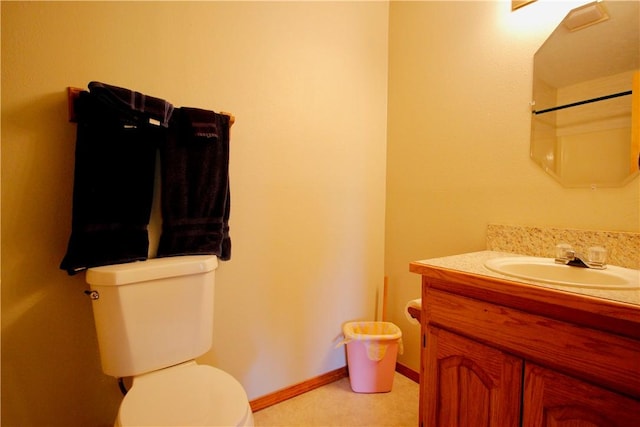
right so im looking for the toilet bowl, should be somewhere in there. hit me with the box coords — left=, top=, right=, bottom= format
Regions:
left=116, top=362, right=254, bottom=427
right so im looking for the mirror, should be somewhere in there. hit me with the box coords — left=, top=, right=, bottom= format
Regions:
left=530, top=1, right=639, bottom=188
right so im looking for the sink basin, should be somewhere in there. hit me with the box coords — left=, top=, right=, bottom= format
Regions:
left=484, top=256, right=640, bottom=289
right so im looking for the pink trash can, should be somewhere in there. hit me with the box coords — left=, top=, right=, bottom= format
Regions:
left=342, top=321, right=403, bottom=393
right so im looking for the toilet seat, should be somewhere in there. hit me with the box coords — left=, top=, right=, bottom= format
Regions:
left=116, top=362, right=253, bottom=427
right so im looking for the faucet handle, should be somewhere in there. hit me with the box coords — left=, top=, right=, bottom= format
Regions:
left=587, top=246, right=607, bottom=267
left=555, top=243, right=574, bottom=262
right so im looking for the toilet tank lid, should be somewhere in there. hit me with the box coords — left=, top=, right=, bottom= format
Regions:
left=86, top=256, right=218, bottom=286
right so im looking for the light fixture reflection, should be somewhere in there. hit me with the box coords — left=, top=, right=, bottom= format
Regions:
left=563, top=1, right=609, bottom=32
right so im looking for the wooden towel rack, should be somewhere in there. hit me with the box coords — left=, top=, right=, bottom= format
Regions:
left=67, top=87, right=235, bottom=126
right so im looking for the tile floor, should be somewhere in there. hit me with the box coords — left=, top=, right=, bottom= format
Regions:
left=253, top=373, right=419, bottom=426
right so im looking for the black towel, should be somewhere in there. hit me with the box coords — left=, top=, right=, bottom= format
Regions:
left=88, top=81, right=174, bottom=128
left=157, top=107, right=231, bottom=260
left=59, top=89, right=169, bottom=274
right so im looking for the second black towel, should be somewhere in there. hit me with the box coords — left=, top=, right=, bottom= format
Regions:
left=157, top=107, right=231, bottom=260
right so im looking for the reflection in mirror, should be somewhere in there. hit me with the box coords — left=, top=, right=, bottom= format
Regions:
left=512, top=0, right=537, bottom=11
left=530, top=1, right=639, bottom=188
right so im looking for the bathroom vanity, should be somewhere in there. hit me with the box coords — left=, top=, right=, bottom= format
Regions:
left=410, top=251, right=640, bottom=427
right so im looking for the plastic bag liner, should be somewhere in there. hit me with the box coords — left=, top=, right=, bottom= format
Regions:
left=337, top=321, right=403, bottom=362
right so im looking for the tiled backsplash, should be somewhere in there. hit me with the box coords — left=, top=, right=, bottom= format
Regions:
left=487, top=224, right=640, bottom=270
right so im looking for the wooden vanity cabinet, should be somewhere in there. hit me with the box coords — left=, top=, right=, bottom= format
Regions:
left=523, top=363, right=639, bottom=427
left=424, top=326, right=523, bottom=427
left=411, top=263, right=640, bottom=427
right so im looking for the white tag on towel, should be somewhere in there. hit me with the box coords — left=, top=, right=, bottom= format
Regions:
left=148, top=118, right=161, bottom=126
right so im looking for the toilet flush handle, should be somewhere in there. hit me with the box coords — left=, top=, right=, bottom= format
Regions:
left=84, top=290, right=100, bottom=300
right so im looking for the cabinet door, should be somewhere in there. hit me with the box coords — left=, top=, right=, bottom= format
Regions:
left=523, top=363, right=640, bottom=427
left=423, top=326, right=522, bottom=427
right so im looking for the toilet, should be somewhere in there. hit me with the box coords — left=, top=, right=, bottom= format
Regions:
left=85, top=255, right=254, bottom=426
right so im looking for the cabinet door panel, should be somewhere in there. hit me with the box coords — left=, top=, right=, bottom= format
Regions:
left=425, top=326, right=522, bottom=427
left=523, top=363, right=640, bottom=427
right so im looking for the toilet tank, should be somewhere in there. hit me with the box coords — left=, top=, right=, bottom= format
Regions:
left=85, top=256, right=218, bottom=378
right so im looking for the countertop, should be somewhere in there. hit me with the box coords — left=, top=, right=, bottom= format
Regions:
left=411, top=250, right=640, bottom=340
left=411, top=250, right=640, bottom=306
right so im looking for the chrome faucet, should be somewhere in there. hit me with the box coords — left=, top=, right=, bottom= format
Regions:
left=554, top=244, right=607, bottom=269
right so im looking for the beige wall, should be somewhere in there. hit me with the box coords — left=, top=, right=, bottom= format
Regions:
left=1, top=2, right=388, bottom=425
left=386, top=0, right=640, bottom=372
